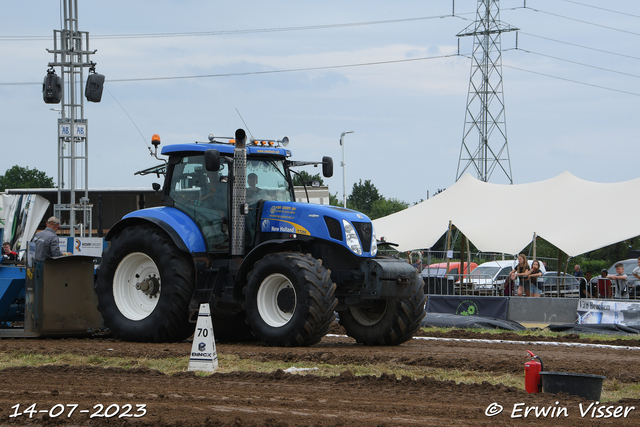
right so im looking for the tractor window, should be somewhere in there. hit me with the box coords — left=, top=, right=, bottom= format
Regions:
left=168, top=156, right=230, bottom=252
left=246, top=159, right=293, bottom=205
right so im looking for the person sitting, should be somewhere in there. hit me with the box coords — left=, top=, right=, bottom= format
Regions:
left=2, top=242, right=18, bottom=262
left=246, top=173, right=268, bottom=205
left=580, top=271, right=595, bottom=298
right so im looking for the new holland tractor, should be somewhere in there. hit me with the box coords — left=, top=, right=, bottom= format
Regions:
left=96, top=129, right=425, bottom=346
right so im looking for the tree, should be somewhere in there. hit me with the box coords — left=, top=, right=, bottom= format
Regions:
left=346, top=179, right=381, bottom=217
left=369, top=198, right=409, bottom=220
left=292, top=171, right=323, bottom=187
left=0, top=165, right=55, bottom=191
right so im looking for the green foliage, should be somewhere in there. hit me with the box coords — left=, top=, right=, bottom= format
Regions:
left=369, top=198, right=409, bottom=220
left=0, top=165, right=55, bottom=191
left=292, top=171, right=323, bottom=187
left=346, top=179, right=381, bottom=216
left=329, top=192, right=341, bottom=206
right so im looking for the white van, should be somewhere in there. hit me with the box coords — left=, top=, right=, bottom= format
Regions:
left=466, top=259, right=546, bottom=293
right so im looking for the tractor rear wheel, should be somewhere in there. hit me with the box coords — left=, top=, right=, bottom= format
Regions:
left=243, top=252, right=337, bottom=346
left=96, top=225, right=195, bottom=342
left=338, top=276, right=426, bottom=345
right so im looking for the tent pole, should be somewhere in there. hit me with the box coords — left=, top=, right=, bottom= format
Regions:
left=445, top=221, right=452, bottom=274
left=532, top=232, right=537, bottom=260
left=460, top=234, right=466, bottom=293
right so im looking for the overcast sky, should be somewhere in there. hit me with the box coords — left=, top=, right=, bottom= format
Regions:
left=1, top=0, right=639, bottom=205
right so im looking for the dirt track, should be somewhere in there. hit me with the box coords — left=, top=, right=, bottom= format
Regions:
left=1, top=326, right=639, bottom=426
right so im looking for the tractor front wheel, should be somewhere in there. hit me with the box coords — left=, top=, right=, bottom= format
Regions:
left=244, top=252, right=337, bottom=346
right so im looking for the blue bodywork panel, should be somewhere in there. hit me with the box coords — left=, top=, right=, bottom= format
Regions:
left=123, top=207, right=207, bottom=253
left=162, top=143, right=288, bottom=158
left=0, top=265, right=26, bottom=321
left=259, top=201, right=375, bottom=257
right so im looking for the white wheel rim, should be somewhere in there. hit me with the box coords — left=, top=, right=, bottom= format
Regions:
left=257, top=273, right=296, bottom=327
left=113, top=252, right=161, bottom=321
left=350, top=301, right=387, bottom=326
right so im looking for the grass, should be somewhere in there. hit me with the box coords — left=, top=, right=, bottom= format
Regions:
left=420, top=325, right=640, bottom=343
left=1, top=347, right=638, bottom=402
left=0, top=327, right=637, bottom=401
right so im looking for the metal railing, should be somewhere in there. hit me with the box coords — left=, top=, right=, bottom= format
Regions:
left=421, top=273, right=638, bottom=300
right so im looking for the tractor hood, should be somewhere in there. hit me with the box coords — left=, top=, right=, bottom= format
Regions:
left=259, top=201, right=377, bottom=257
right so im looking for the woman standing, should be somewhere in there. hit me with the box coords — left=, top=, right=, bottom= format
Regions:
left=526, top=260, right=543, bottom=298
left=511, top=253, right=530, bottom=297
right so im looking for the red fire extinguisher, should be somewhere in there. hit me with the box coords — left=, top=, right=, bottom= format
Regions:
left=524, top=350, right=544, bottom=393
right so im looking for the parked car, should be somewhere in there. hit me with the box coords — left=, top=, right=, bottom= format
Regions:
left=539, top=272, right=580, bottom=298
left=421, top=262, right=477, bottom=295
left=420, top=262, right=477, bottom=279
left=605, top=259, right=640, bottom=298
left=463, top=259, right=546, bottom=294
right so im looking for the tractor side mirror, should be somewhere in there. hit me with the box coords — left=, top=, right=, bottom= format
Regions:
left=322, top=156, right=333, bottom=178
left=205, top=149, right=220, bottom=171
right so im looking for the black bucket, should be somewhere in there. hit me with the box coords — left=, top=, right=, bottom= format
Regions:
left=540, top=372, right=606, bottom=401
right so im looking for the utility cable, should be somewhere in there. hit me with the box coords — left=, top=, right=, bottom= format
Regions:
left=0, top=13, right=471, bottom=41
left=519, top=32, right=640, bottom=62
left=507, top=48, right=640, bottom=79
left=524, top=7, right=640, bottom=37
left=558, top=0, right=640, bottom=19
left=0, top=53, right=465, bottom=86
left=502, top=64, right=640, bottom=97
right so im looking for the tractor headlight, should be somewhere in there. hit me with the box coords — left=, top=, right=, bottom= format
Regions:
left=343, top=220, right=362, bottom=255
left=370, top=226, right=378, bottom=256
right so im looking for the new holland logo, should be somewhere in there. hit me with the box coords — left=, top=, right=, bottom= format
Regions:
left=198, top=342, right=206, bottom=352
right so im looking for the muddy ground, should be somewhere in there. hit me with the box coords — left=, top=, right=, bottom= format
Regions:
left=1, top=324, right=639, bottom=426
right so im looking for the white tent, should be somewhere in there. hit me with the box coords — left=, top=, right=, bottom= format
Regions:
left=373, top=172, right=640, bottom=257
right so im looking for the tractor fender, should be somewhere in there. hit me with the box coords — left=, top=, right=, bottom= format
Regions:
left=106, top=207, right=206, bottom=253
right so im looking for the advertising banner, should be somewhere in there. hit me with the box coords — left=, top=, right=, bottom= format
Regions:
left=577, top=299, right=640, bottom=326
left=426, top=296, right=509, bottom=320
left=64, top=237, right=105, bottom=257
left=1, top=194, right=50, bottom=257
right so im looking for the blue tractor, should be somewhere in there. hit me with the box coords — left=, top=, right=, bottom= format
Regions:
left=96, top=129, right=425, bottom=346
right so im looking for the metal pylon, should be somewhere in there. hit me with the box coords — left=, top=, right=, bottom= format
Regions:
left=46, top=0, right=95, bottom=236
left=456, top=0, right=518, bottom=184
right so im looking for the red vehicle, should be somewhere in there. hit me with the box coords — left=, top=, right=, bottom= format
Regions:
left=420, top=262, right=478, bottom=279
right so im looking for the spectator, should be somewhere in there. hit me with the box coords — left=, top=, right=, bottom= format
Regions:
left=633, top=258, right=640, bottom=281
left=580, top=271, right=595, bottom=298
left=608, top=263, right=629, bottom=299
left=2, top=242, right=18, bottom=261
left=511, top=253, right=531, bottom=297
left=525, top=260, right=543, bottom=297
left=574, top=264, right=584, bottom=280
left=31, top=216, right=70, bottom=262
left=597, top=269, right=612, bottom=298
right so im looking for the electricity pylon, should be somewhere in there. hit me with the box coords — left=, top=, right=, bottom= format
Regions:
left=456, top=0, right=518, bottom=183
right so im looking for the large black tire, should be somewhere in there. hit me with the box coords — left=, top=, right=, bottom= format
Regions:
left=243, top=252, right=337, bottom=347
left=96, top=225, right=196, bottom=342
left=338, top=276, right=426, bottom=346
left=210, top=302, right=255, bottom=342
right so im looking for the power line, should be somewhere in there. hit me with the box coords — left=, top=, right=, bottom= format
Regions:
left=503, top=64, right=640, bottom=97
left=0, top=13, right=471, bottom=42
left=0, top=53, right=464, bottom=86
left=558, top=0, right=640, bottom=19
left=520, top=32, right=640, bottom=62
left=525, top=7, right=640, bottom=37
left=511, top=48, right=640, bottom=79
